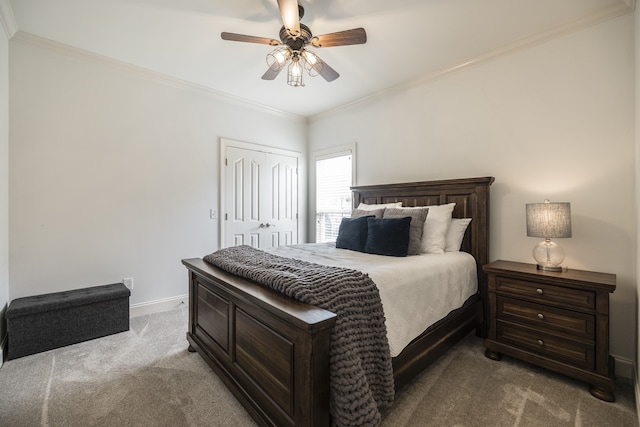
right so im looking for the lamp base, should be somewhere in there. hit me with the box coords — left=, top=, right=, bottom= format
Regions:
left=532, top=239, right=565, bottom=272
left=536, top=264, right=563, bottom=272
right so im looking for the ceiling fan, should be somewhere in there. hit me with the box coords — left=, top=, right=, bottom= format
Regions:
left=221, top=0, right=367, bottom=87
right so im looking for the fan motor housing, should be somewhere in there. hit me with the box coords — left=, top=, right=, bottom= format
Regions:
left=279, top=24, right=312, bottom=51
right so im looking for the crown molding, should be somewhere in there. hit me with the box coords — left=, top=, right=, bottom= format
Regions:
left=0, top=0, right=17, bottom=39
left=11, top=31, right=307, bottom=123
left=311, top=1, right=634, bottom=122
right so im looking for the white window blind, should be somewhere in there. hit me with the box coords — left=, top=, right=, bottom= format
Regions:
left=315, top=152, right=353, bottom=242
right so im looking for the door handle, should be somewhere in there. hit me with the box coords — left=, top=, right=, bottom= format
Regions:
left=259, top=223, right=276, bottom=228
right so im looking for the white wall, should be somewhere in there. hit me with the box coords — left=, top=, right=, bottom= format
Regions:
left=635, top=0, right=640, bottom=408
left=0, top=11, right=10, bottom=358
left=8, top=34, right=307, bottom=306
left=309, top=15, right=636, bottom=368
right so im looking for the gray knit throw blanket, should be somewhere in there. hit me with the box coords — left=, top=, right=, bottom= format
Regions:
left=203, top=245, right=394, bottom=427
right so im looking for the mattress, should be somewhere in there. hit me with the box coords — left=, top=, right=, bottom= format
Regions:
left=269, top=242, right=478, bottom=357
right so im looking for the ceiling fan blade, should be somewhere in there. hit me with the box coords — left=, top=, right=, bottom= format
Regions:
left=221, top=32, right=280, bottom=46
left=277, top=0, right=300, bottom=37
left=261, top=64, right=285, bottom=80
left=304, top=52, right=339, bottom=82
left=310, top=28, right=367, bottom=48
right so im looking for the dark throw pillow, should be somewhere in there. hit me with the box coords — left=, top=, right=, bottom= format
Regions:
left=365, top=216, right=412, bottom=257
left=335, top=216, right=373, bottom=252
left=383, top=207, right=429, bottom=255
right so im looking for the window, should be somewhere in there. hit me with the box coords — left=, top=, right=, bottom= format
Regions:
left=315, top=146, right=355, bottom=242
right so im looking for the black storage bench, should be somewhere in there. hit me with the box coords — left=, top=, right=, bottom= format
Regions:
left=6, top=283, right=130, bottom=360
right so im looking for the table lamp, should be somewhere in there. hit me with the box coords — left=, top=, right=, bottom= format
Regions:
left=526, top=200, right=572, bottom=272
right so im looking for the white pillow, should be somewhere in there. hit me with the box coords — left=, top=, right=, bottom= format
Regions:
left=420, top=203, right=455, bottom=254
left=356, top=202, right=402, bottom=210
left=445, top=218, right=472, bottom=252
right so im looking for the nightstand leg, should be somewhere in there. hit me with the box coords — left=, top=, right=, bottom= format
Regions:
left=188, top=345, right=196, bottom=353
left=589, top=385, right=615, bottom=402
left=484, top=349, right=502, bottom=361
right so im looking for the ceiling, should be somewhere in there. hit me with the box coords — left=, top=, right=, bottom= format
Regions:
left=4, top=0, right=634, bottom=117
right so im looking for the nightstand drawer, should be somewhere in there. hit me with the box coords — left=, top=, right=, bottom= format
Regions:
left=497, top=297, right=595, bottom=339
left=496, top=277, right=595, bottom=311
left=497, top=321, right=595, bottom=369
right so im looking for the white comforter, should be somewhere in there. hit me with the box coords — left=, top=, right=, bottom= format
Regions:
left=268, top=243, right=478, bottom=357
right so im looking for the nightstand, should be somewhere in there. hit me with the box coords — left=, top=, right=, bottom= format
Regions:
left=483, top=260, right=616, bottom=401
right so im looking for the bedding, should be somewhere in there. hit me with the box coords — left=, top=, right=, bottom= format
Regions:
left=382, top=206, right=429, bottom=255
left=357, top=201, right=402, bottom=210
left=364, top=217, right=412, bottom=257
left=269, top=242, right=478, bottom=357
left=445, top=218, right=472, bottom=252
left=335, top=215, right=372, bottom=252
left=351, top=208, right=385, bottom=219
left=420, top=202, right=456, bottom=254
left=204, top=245, right=394, bottom=427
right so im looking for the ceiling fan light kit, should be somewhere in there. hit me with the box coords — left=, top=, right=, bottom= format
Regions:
left=221, top=1, right=367, bottom=87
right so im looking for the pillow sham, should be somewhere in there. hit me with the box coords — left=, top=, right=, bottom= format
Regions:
left=364, top=217, right=412, bottom=257
left=420, top=203, right=456, bottom=254
left=356, top=202, right=402, bottom=211
left=383, top=207, right=429, bottom=255
left=351, top=208, right=385, bottom=219
left=445, top=218, right=472, bottom=252
left=335, top=216, right=373, bottom=253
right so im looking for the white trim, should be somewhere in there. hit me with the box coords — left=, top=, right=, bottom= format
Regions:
left=312, top=143, right=357, bottom=242
left=310, top=1, right=634, bottom=122
left=219, top=138, right=302, bottom=250
left=221, top=137, right=302, bottom=158
left=0, top=334, right=5, bottom=368
left=10, top=31, right=306, bottom=123
left=635, top=364, right=640, bottom=424
left=130, top=294, right=188, bottom=318
left=613, top=354, right=634, bottom=379
left=312, top=142, right=357, bottom=186
left=0, top=0, right=17, bottom=39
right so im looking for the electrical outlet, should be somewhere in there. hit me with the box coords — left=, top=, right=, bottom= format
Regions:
left=210, top=209, right=218, bottom=219
left=123, top=277, right=133, bottom=290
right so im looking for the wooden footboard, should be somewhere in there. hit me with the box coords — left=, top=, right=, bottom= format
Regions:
left=184, top=258, right=336, bottom=427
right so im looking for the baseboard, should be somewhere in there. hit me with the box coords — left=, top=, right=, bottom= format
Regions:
left=634, top=364, right=640, bottom=425
left=129, top=294, right=188, bottom=318
left=0, top=302, right=6, bottom=368
left=0, top=334, right=5, bottom=368
left=613, top=355, right=634, bottom=380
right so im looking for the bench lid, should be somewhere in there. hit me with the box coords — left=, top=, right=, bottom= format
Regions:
left=6, top=283, right=130, bottom=318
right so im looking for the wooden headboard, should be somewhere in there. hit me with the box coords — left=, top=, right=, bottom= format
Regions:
left=351, top=176, right=495, bottom=310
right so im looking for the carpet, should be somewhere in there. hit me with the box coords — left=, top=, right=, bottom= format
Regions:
left=0, top=306, right=636, bottom=426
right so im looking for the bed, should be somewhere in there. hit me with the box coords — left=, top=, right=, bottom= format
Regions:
left=183, top=176, right=494, bottom=427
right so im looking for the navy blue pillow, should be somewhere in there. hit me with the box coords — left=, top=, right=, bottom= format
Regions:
left=335, top=216, right=374, bottom=252
left=365, top=217, right=412, bottom=257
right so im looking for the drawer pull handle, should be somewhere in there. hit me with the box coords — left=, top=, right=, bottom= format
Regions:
left=537, top=313, right=544, bottom=320
left=536, top=288, right=544, bottom=295
left=537, top=339, right=544, bottom=346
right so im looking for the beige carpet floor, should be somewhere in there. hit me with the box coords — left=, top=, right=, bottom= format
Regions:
left=0, top=306, right=636, bottom=426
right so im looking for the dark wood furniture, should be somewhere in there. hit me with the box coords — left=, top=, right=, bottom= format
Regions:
left=483, top=260, right=616, bottom=401
left=183, top=176, right=494, bottom=427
